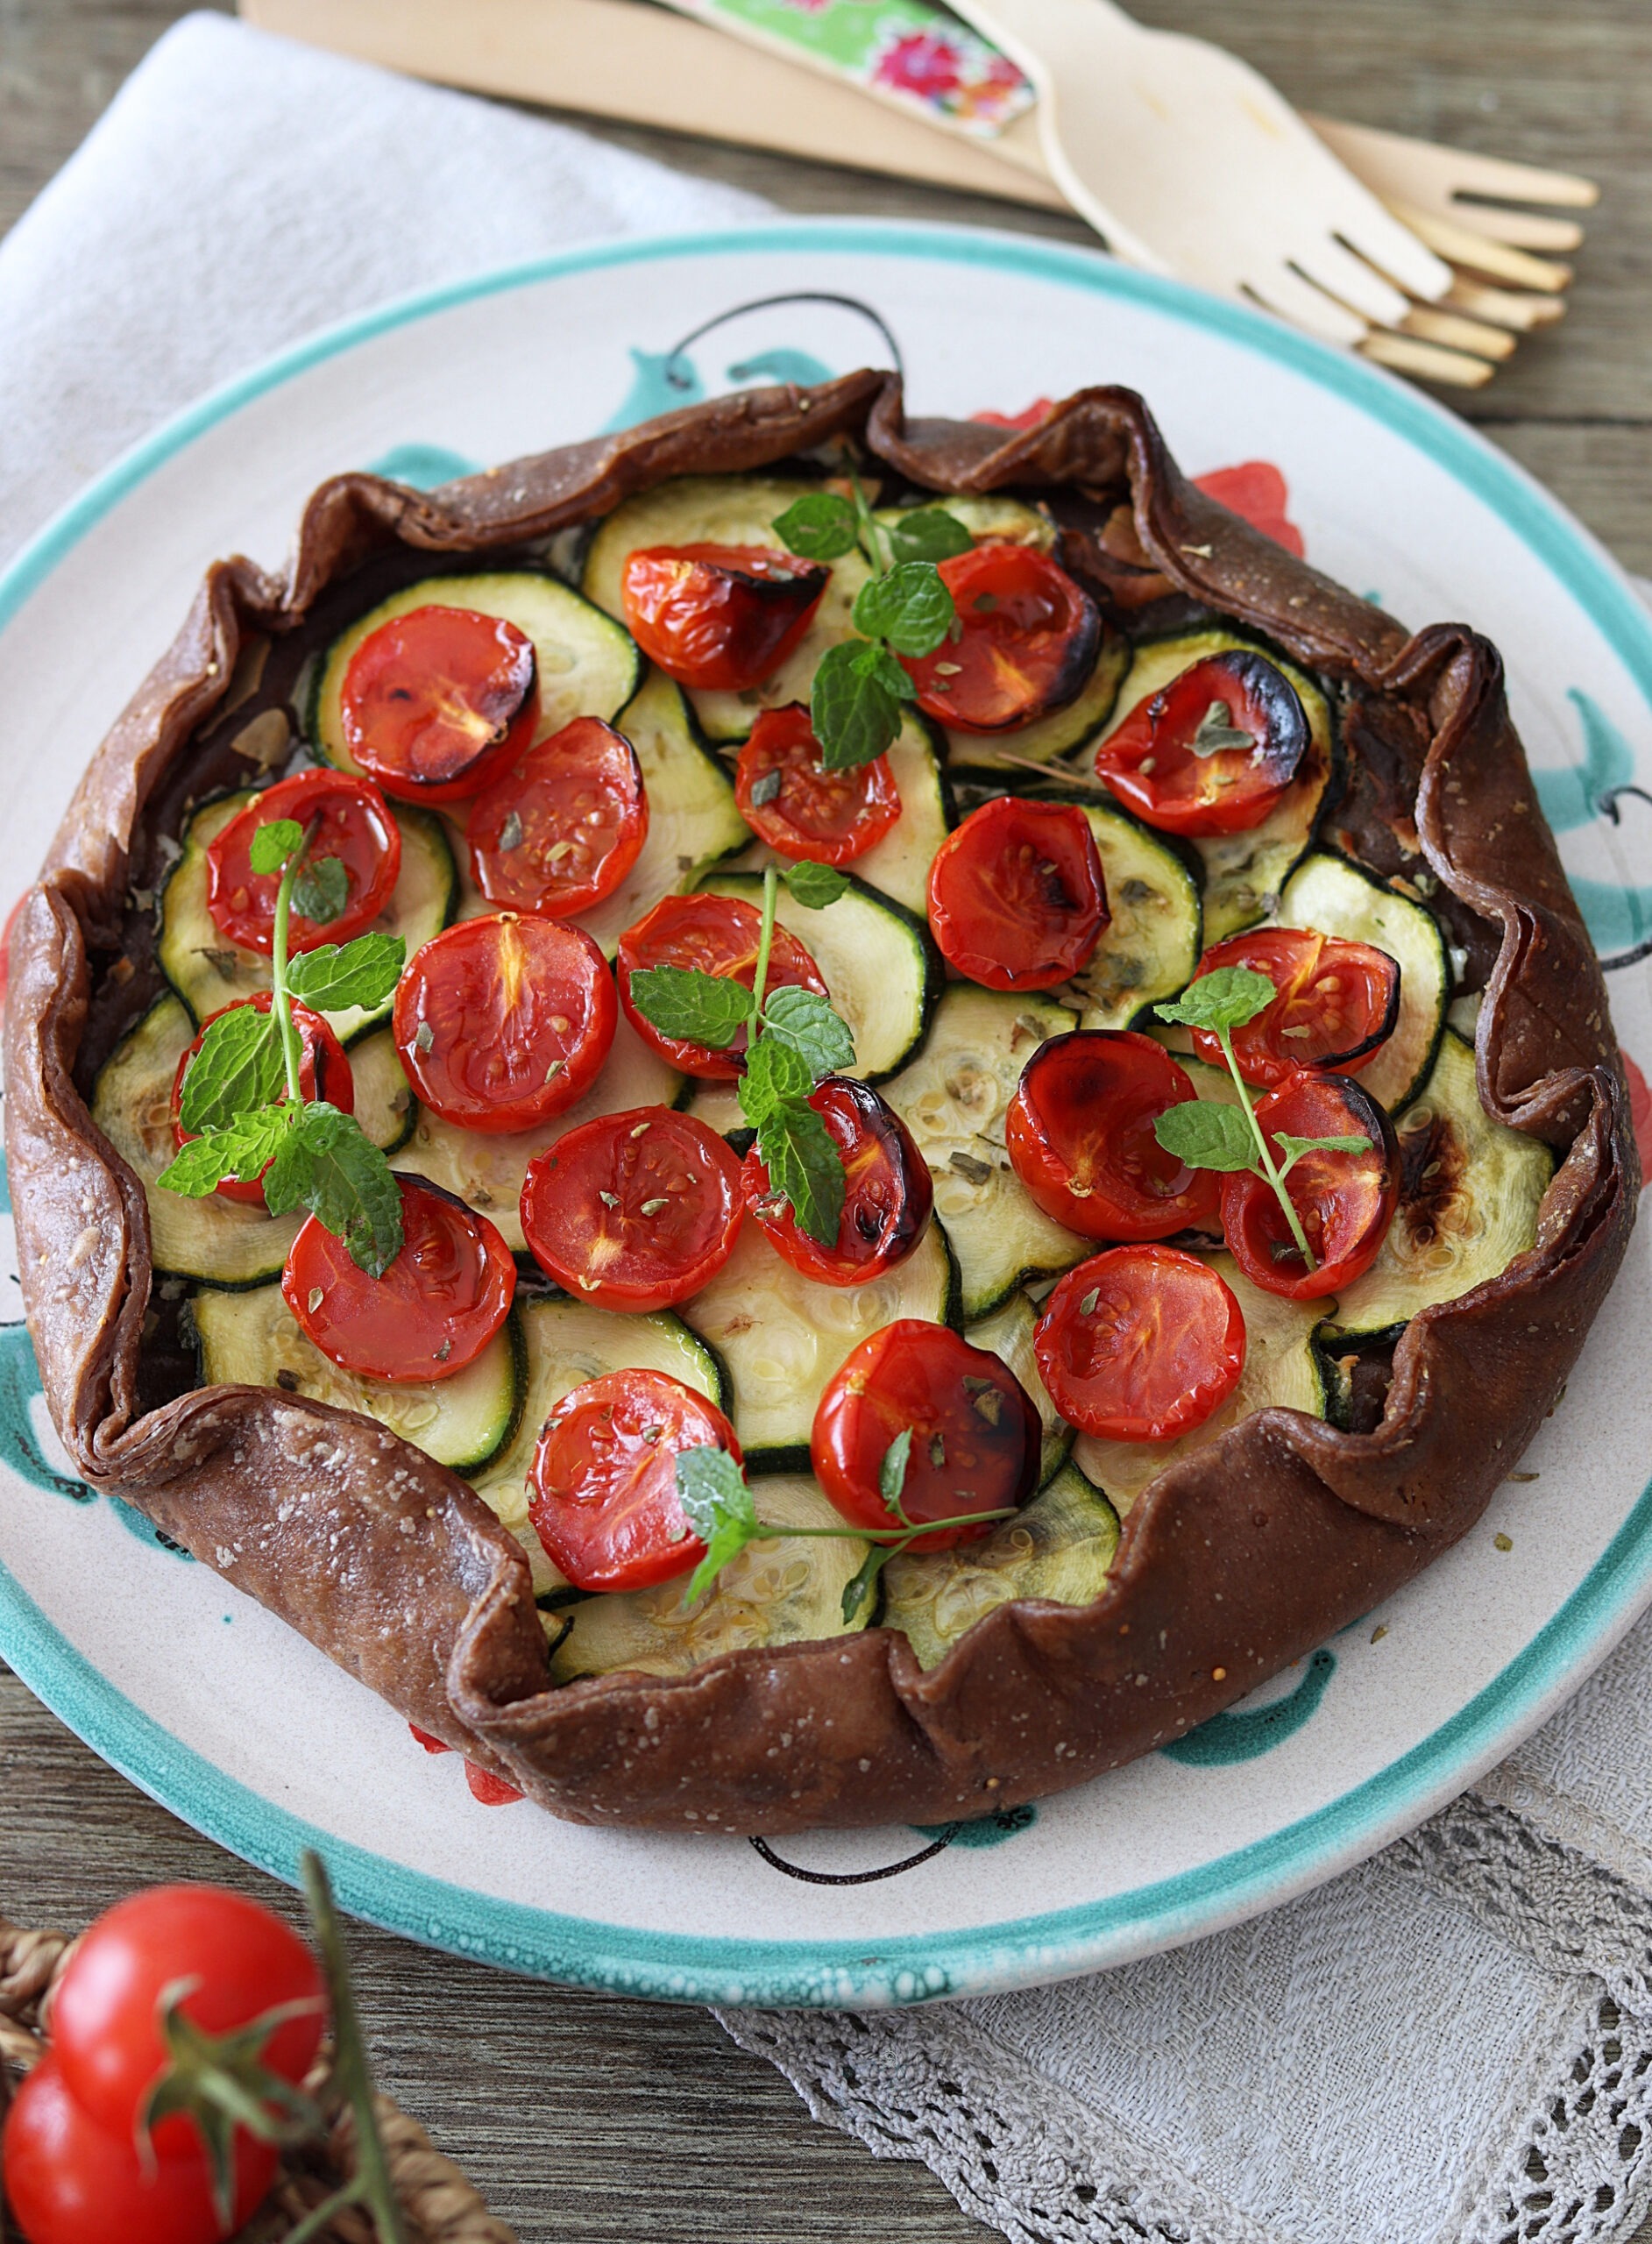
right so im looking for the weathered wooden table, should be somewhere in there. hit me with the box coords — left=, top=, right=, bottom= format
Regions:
left=2, top=4, right=1648, bottom=2237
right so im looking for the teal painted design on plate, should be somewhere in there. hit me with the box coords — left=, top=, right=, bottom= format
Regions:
left=0, top=1324, right=89, bottom=1504
left=914, top=1804, right=1038, bottom=1848
left=1159, top=1649, right=1337, bottom=1767
left=1531, top=690, right=1652, bottom=958
left=365, top=443, right=482, bottom=491
left=602, top=349, right=703, bottom=433
left=107, top=1494, right=195, bottom=1561
left=725, top=347, right=835, bottom=391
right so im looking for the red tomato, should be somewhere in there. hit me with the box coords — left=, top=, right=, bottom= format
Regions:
left=742, top=1077, right=932, bottom=1287
left=394, top=913, right=615, bottom=1133
left=1094, top=650, right=1311, bottom=837
left=3, top=2058, right=278, bottom=2244
left=528, top=1369, right=741, bottom=1593
left=927, top=798, right=1108, bottom=992
left=339, top=604, right=538, bottom=803
left=616, top=892, right=828, bottom=1079
left=283, top=1175, right=515, bottom=1381
left=1188, top=927, right=1401, bottom=1087
left=811, top=1320, right=1040, bottom=1552
left=1006, top=1030, right=1222, bottom=1239
left=464, top=1764, right=524, bottom=1806
left=467, top=715, right=649, bottom=917
left=206, top=770, right=401, bottom=955
left=734, top=704, right=901, bottom=864
left=1221, top=1071, right=1399, bottom=1299
left=903, top=544, right=1100, bottom=733
left=620, top=544, right=828, bottom=691
left=1035, top=1245, right=1246, bottom=1440
left=171, top=995, right=353, bottom=1205
left=521, top=1107, right=745, bottom=1311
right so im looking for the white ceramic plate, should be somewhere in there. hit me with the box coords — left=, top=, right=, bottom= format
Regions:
left=1, top=223, right=1648, bottom=2007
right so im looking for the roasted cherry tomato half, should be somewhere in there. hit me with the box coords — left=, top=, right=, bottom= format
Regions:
left=734, top=702, right=901, bottom=865
left=742, top=1077, right=933, bottom=1287
left=171, top=994, right=353, bottom=1205
left=1094, top=650, right=1310, bottom=837
left=1006, top=1030, right=1222, bottom=1239
left=338, top=604, right=538, bottom=803
left=616, top=891, right=828, bottom=1080
left=927, top=797, right=1109, bottom=992
left=811, top=1319, right=1040, bottom=1552
left=528, top=1368, right=742, bottom=1594
left=521, top=1106, right=745, bottom=1311
left=467, top=714, right=649, bottom=918
left=620, top=543, right=828, bottom=692
left=206, top=768, right=401, bottom=956
left=1035, top=1244, right=1246, bottom=1441
left=1188, top=927, right=1402, bottom=1087
left=1220, top=1070, right=1399, bottom=1300
left=903, top=543, right=1101, bottom=734
left=283, top=1175, right=516, bottom=1381
left=394, top=913, right=615, bottom=1133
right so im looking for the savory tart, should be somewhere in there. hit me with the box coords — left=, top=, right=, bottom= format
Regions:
left=6, top=373, right=1634, bottom=1832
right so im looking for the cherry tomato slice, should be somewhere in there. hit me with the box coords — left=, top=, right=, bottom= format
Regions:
left=206, top=769, right=401, bottom=956
left=1035, top=1245, right=1246, bottom=1441
left=1006, top=1030, right=1222, bottom=1239
left=621, top=543, right=829, bottom=692
left=283, top=1175, right=516, bottom=1382
left=1094, top=650, right=1310, bottom=837
left=528, top=1368, right=741, bottom=1593
left=734, top=703, right=901, bottom=865
left=1220, top=1071, right=1400, bottom=1300
left=903, top=543, right=1101, bottom=733
left=1188, top=927, right=1402, bottom=1088
left=339, top=604, right=538, bottom=803
left=742, top=1077, right=933, bottom=1287
left=811, top=1319, right=1041, bottom=1552
left=394, top=913, right=615, bottom=1133
left=927, top=798, right=1109, bottom=992
left=467, top=714, right=649, bottom=917
left=172, top=994, right=353, bottom=1205
left=521, top=1106, right=745, bottom=1311
left=617, top=891, right=828, bottom=1080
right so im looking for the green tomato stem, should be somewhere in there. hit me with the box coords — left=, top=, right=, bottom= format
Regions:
left=1216, top=1026, right=1317, bottom=1271
left=270, top=817, right=322, bottom=1110
left=749, top=1507, right=1018, bottom=1547
left=299, top=1851, right=408, bottom=2244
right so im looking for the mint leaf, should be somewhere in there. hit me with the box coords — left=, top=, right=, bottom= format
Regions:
left=840, top=1542, right=891, bottom=1626
left=782, top=861, right=851, bottom=911
left=291, top=856, right=350, bottom=927
left=756, top=1097, right=846, bottom=1246
left=676, top=1445, right=761, bottom=1604
left=1153, top=1098, right=1257, bottom=1173
left=885, top=508, right=973, bottom=565
left=157, top=1105, right=297, bottom=1197
left=265, top=1104, right=403, bottom=1276
left=812, top=639, right=903, bottom=772
left=852, top=561, right=954, bottom=659
left=1154, top=965, right=1277, bottom=1035
left=249, top=818, right=305, bottom=877
left=879, top=1426, right=913, bottom=1518
left=761, top=984, right=855, bottom=1079
left=738, top=1035, right=812, bottom=1128
left=286, top=932, right=406, bottom=1012
left=176, top=1004, right=285, bottom=1133
left=626, top=964, right=751, bottom=1049
left=1273, top=1131, right=1373, bottom=1174
left=771, top=492, right=858, bottom=564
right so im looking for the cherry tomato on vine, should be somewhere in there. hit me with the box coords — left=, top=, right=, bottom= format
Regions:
left=811, top=1320, right=1040, bottom=1552
left=1187, top=927, right=1401, bottom=1087
left=1093, top=650, right=1310, bottom=837
left=1034, top=1245, right=1246, bottom=1442
left=616, top=891, right=828, bottom=1079
left=903, top=543, right=1101, bottom=734
left=742, top=1077, right=932, bottom=1287
left=206, top=770, right=401, bottom=956
left=620, top=544, right=828, bottom=692
left=467, top=714, right=649, bottom=917
left=521, top=1106, right=745, bottom=1311
left=1006, top=1030, right=1221, bottom=1239
left=338, top=604, right=538, bottom=803
left=283, top=1176, right=515, bottom=1381
left=1220, top=1071, right=1399, bottom=1300
left=927, top=798, right=1109, bottom=992
left=171, top=995, right=352, bottom=1205
left=394, top=913, right=615, bottom=1132
left=734, top=703, right=901, bottom=864
left=528, top=1369, right=741, bottom=1593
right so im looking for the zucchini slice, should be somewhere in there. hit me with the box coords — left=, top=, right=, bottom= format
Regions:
left=882, top=1462, right=1120, bottom=1671
left=91, top=996, right=410, bottom=1289
left=311, top=572, right=641, bottom=779
left=1070, top=802, right=1202, bottom=1030
left=191, top=1284, right=523, bottom=1475
left=965, top=1289, right=1073, bottom=1488
left=883, top=986, right=1089, bottom=1321
left=1277, top=851, right=1448, bottom=1113
left=1318, top=1029, right=1554, bottom=1341
left=396, top=1012, right=681, bottom=1256
left=943, top=626, right=1130, bottom=770
left=158, top=792, right=455, bottom=1040
left=696, top=867, right=939, bottom=1083
left=549, top=1475, right=871, bottom=1683
left=1074, top=1253, right=1326, bottom=1513
left=678, top=1218, right=959, bottom=1472
left=732, top=714, right=951, bottom=922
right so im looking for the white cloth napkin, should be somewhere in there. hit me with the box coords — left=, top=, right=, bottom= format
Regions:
left=6, top=20, right=1652, bottom=2244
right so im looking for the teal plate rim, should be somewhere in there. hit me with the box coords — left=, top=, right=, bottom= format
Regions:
left=2, top=218, right=1649, bottom=2007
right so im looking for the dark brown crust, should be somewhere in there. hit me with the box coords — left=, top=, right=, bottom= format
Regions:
left=5, top=377, right=1636, bottom=1829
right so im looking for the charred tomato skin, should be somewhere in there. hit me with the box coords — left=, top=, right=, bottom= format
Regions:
left=620, top=543, right=829, bottom=692
left=521, top=1106, right=746, bottom=1312
left=206, top=768, right=401, bottom=956
left=1221, top=1070, right=1400, bottom=1300
left=467, top=714, right=649, bottom=918
left=339, top=603, right=539, bottom=803
left=904, top=543, right=1101, bottom=734
left=734, top=703, right=901, bottom=865
left=1006, top=1029, right=1222, bottom=1239
left=171, top=993, right=353, bottom=1205
left=926, top=797, right=1109, bottom=992
left=1188, top=927, right=1402, bottom=1087
left=741, top=1076, right=933, bottom=1286
left=1035, top=1244, right=1246, bottom=1441
left=616, top=891, right=829, bottom=1080
left=1095, top=649, right=1311, bottom=837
